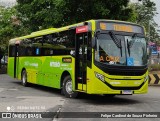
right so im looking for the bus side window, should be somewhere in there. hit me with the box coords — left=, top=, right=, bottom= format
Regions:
left=58, top=31, right=70, bottom=48
left=9, top=45, right=15, bottom=57
left=18, top=46, right=25, bottom=56
left=26, top=47, right=33, bottom=56
left=68, top=29, right=76, bottom=56
left=44, top=34, right=53, bottom=44
left=18, top=38, right=33, bottom=56
left=32, top=37, right=43, bottom=56
left=68, top=29, right=75, bottom=49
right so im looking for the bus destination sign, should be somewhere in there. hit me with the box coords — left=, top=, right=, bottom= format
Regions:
left=99, top=22, right=144, bottom=34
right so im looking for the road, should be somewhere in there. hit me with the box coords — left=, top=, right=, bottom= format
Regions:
left=0, top=74, right=160, bottom=121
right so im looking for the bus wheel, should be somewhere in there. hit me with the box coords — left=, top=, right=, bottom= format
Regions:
left=21, top=70, right=28, bottom=87
left=62, top=75, right=78, bottom=98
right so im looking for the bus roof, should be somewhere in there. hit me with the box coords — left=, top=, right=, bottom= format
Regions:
left=9, top=19, right=144, bottom=43
left=31, top=28, right=57, bottom=35
left=11, top=20, right=92, bottom=41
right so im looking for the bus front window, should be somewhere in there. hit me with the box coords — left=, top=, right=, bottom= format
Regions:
left=95, top=34, right=147, bottom=66
left=95, top=34, right=126, bottom=65
left=125, top=36, right=147, bottom=66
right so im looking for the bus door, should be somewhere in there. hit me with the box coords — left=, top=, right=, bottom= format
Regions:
left=75, top=26, right=89, bottom=91
left=14, top=41, right=20, bottom=78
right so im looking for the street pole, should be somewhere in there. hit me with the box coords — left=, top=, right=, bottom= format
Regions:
left=148, top=20, right=150, bottom=42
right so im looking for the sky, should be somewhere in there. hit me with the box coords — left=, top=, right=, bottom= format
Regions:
left=0, top=0, right=160, bottom=28
left=153, top=0, right=160, bottom=29
left=0, top=0, right=16, bottom=6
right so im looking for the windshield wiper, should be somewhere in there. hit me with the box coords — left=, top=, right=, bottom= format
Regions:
left=132, top=33, right=137, bottom=38
left=120, top=39, right=122, bottom=57
left=127, top=39, right=130, bottom=56
left=109, top=31, right=122, bottom=57
left=109, top=31, right=121, bottom=48
left=128, top=33, right=138, bottom=48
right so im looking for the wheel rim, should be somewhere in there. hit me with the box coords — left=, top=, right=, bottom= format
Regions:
left=22, top=72, right=26, bottom=84
left=66, top=79, right=73, bottom=94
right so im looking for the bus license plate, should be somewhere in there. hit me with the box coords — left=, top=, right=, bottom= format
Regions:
left=122, top=90, right=132, bottom=94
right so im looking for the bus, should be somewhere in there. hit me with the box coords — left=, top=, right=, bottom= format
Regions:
left=8, top=19, right=148, bottom=98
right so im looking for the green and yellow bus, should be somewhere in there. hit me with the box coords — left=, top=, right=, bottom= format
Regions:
left=8, top=19, right=148, bottom=98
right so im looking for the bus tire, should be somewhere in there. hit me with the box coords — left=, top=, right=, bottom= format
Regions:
left=21, top=70, right=28, bottom=87
left=62, top=75, right=78, bottom=98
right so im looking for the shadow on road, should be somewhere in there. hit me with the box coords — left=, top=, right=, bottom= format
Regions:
left=12, top=81, right=141, bottom=105
left=70, top=93, right=141, bottom=105
left=12, top=81, right=62, bottom=96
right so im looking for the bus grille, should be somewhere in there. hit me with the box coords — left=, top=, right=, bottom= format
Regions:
left=108, top=71, right=146, bottom=76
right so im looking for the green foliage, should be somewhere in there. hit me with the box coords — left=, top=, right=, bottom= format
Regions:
left=129, top=0, right=160, bottom=42
left=149, top=64, right=160, bottom=71
left=0, top=6, right=15, bottom=54
left=136, top=0, right=156, bottom=24
left=16, top=0, right=133, bottom=31
left=0, top=6, right=30, bottom=55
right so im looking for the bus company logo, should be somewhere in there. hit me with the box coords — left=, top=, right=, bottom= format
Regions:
left=24, top=61, right=29, bottom=66
left=50, top=62, right=60, bottom=67
left=61, top=64, right=69, bottom=67
left=24, top=62, right=38, bottom=67
left=30, top=63, right=38, bottom=67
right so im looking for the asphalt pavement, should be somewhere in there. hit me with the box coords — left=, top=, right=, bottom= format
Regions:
left=0, top=74, right=160, bottom=121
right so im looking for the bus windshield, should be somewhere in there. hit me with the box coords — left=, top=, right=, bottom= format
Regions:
left=95, top=33, right=147, bottom=66
left=125, top=36, right=147, bottom=66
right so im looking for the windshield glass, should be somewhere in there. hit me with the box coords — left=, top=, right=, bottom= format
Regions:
left=95, top=34, right=126, bottom=65
left=95, top=33, right=147, bottom=66
left=125, top=36, right=147, bottom=66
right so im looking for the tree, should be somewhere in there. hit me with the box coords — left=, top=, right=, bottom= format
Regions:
left=0, top=5, right=30, bottom=58
left=16, top=0, right=133, bottom=31
left=0, top=6, right=16, bottom=56
left=129, top=0, right=159, bottom=42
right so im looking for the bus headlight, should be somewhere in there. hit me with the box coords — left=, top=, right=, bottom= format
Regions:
left=95, top=72, right=105, bottom=82
left=144, top=75, right=148, bottom=82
